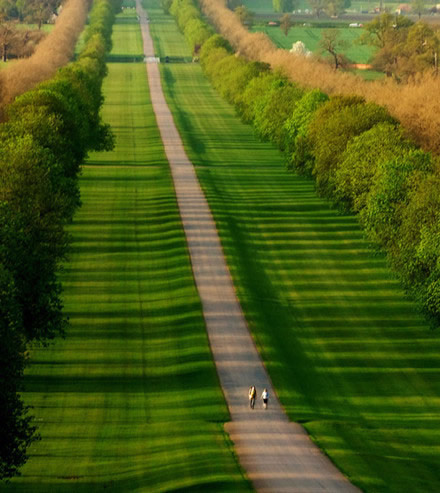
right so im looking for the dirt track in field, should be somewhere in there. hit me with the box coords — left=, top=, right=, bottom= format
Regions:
left=137, top=3, right=361, bottom=491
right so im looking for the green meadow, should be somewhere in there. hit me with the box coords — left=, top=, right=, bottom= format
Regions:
left=147, top=2, right=440, bottom=491
left=253, top=24, right=374, bottom=64
left=4, top=11, right=250, bottom=492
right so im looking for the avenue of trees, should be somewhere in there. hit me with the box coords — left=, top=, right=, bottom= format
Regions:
left=0, top=0, right=119, bottom=480
left=170, top=0, right=440, bottom=327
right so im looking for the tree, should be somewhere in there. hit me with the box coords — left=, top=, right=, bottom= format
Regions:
left=283, top=88, right=329, bottom=174
left=359, top=13, right=413, bottom=76
left=0, top=263, right=39, bottom=480
left=325, top=0, right=350, bottom=16
left=253, top=77, right=304, bottom=149
left=273, top=0, right=294, bottom=13
left=0, top=21, right=18, bottom=61
left=334, top=122, right=414, bottom=212
left=280, top=13, right=293, bottom=36
left=307, top=95, right=395, bottom=197
left=0, top=0, right=18, bottom=20
left=318, top=29, right=348, bottom=70
left=23, top=0, right=59, bottom=29
left=160, top=0, right=173, bottom=13
left=308, top=0, right=327, bottom=17
left=0, top=134, right=68, bottom=343
left=335, top=122, right=415, bottom=212
left=362, top=150, right=433, bottom=250
left=234, top=5, right=254, bottom=27
left=360, top=13, right=413, bottom=49
left=397, top=21, right=440, bottom=79
left=411, top=0, right=425, bottom=19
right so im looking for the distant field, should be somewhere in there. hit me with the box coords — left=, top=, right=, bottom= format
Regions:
left=149, top=3, right=440, bottom=491
left=243, top=0, right=437, bottom=15
left=253, top=24, right=374, bottom=64
left=4, top=12, right=251, bottom=493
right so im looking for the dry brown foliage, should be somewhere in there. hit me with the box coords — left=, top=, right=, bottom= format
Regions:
left=0, top=0, right=90, bottom=107
left=199, top=0, right=440, bottom=154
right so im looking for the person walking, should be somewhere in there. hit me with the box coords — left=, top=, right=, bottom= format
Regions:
left=249, top=386, right=256, bottom=409
left=262, top=388, right=268, bottom=409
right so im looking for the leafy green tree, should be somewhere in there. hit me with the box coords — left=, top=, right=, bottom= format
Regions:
left=359, top=13, right=413, bottom=76
left=362, top=150, right=433, bottom=250
left=184, top=17, right=212, bottom=54
left=253, top=77, right=304, bottom=149
left=396, top=168, right=440, bottom=289
left=334, top=122, right=413, bottom=212
left=212, top=56, right=269, bottom=107
left=238, top=73, right=275, bottom=123
left=283, top=88, right=329, bottom=173
left=307, top=95, right=394, bottom=197
left=0, top=263, right=38, bottom=480
left=360, top=13, right=413, bottom=49
left=308, top=0, right=328, bottom=17
left=397, top=22, right=440, bottom=79
left=0, top=135, right=68, bottom=343
left=273, top=0, right=294, bottom=13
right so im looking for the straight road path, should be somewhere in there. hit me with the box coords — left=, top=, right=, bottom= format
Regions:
left=137, top=3, right=360, bottom=491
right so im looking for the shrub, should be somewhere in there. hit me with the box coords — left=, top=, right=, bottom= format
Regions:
left=334, top=122, right=416, bottom=212
left=307, top=95, right=395, bottom=197
left=361, top=150, right=433, bottom=250
left=252, top=77, right=304, bottom=149
left=283, top=89, right=329, bottom=174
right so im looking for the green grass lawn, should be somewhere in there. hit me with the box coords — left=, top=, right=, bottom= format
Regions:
left=4, top=13, right=250, bottom=493
left=146, top=3, right=440, bottom=491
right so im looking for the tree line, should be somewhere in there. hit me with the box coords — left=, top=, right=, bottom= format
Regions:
left=0, top=0, right=120, bottom=480
left=167, top=0, right=440, bottom=327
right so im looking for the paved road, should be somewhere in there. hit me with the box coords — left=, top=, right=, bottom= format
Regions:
left=137, top=3, right=360, bottom=491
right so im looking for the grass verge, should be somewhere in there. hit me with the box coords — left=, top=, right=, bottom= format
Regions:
left=4, top=12, right=251, bottom=492
left=147, top=2, right=440, bottom=491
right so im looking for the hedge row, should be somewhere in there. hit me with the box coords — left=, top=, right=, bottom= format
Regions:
left=0, top=0, right=121, bottom=480
left=169, top=0, right=440, bottom=327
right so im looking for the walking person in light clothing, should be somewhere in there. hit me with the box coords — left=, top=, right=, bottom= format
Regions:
left=261, top=388, right=268, bottom=409
left=249, top=386, right=256, bottom=409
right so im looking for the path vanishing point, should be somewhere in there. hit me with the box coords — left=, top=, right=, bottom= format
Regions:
left=137, top=3, right=361, bottom=491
